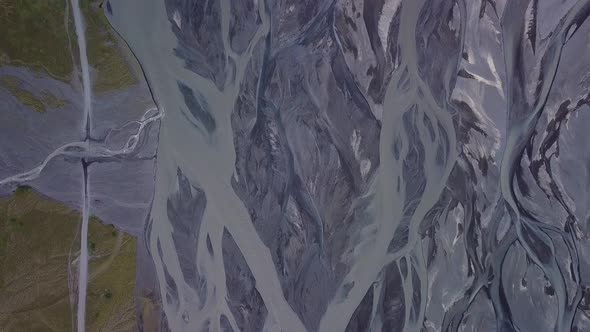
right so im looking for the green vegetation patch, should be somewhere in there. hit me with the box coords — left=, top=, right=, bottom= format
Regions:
left=138, top=295, right=163, bottom=332
left=0, top=187, right=138, bottom=331
left=1, top=76, right=68, bottom=112
left=0, top=0, right=73, bottom=80
left=0, top=0, right=136, bottom=92
left=82, top=0, right=137, bottom=92
left=42, top=90, right=69, bottom=109
left=86, top=219, right=137, bottom=331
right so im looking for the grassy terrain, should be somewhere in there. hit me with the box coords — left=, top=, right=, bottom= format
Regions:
left=138, top=295, right=162, bottom=332
left=86, top=216, right=137, bottom=331
left=0, top=0, right=72, bottom=80
left=0, top=0, right=136, bottom=92
left=0, top=187, right=138, bottom=331
left=82, top=0, right=137, bottom=92
left=1, top=76, right=68, bottom=112
left=42, top=90, right=69, bottom=109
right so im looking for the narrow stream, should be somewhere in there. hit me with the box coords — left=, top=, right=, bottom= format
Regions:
left=69, top=0, right=92, bottom=330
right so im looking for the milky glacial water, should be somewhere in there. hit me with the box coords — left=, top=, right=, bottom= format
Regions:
left=106, top=0, right=590, bottom=331
left=106, top=1, right=308, bottom=330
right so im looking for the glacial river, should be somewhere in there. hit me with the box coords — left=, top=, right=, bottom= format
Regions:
left=105, top=0, right=454, bottom=330
left=105, top=0, right=590, bottom=331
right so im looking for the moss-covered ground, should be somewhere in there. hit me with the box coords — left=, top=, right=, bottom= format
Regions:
left=0, top=187, right=137, bottom=331
left=0, top=0, right=73, bottom=80
left=1, top=76, right=68, bottom=112
left=82, top=0, right=137, bottom=92
left=0, top=0, right=136, bottom=92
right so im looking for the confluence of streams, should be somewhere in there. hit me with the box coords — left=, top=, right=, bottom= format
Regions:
left=0, top=1, right=162, bottom=330
left=3, top=0, right=590, bottom=331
